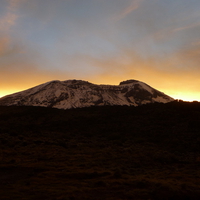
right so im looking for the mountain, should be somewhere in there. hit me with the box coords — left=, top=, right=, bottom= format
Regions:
left=0, top=79, right=174, bottom=109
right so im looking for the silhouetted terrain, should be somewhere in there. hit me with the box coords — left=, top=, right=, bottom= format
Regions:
left=0, top=101, right=200, bottom=199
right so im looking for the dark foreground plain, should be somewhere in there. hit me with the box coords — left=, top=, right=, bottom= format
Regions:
left=0, top=101, right=200, bottom=200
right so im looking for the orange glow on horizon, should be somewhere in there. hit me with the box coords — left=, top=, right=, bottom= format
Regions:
left=0, top=90, right=19, bottom=98
left=164, top=90, right=200, bottom=102
left=0, top=83, right=200, bottom=103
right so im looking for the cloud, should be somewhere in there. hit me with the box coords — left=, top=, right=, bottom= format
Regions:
left=0, top=0, right=25, bottom=32
left=114, top=0, right=143, bottom=21
left=0, top=36, right=10, bottom=56
left=173, top=22, right=200, bottom=33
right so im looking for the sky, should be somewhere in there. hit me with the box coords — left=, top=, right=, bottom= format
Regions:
left=1, top=0, right=200, bottom=101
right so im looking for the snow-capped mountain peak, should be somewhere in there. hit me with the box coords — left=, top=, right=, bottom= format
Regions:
left=0, top=79, right=174, bottom=109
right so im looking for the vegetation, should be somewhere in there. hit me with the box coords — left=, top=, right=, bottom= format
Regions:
left=0, top=101, right=200, bottom=199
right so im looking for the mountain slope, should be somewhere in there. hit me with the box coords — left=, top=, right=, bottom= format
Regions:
left=0, top=79, right=174, bottom=109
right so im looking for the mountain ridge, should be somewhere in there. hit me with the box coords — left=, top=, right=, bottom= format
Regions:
left=0, top=79, right=174, bottom=109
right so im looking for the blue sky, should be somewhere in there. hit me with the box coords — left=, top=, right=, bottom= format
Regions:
left=1, top=0, right=200, bottom=101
